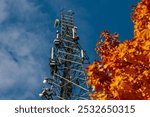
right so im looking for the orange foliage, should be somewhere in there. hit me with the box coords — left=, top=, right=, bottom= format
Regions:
left=86, top=0, right=150, bottom=100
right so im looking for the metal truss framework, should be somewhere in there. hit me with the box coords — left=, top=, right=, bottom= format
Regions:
left=39, top=10, right=90, bottom=100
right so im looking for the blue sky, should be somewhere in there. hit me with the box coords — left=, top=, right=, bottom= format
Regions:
left=0, top=0, right=139, bottom=99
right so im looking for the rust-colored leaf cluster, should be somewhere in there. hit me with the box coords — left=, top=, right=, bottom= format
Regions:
left=87, top=0, right=150, bottom=100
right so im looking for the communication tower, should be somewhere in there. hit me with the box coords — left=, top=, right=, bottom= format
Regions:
left=39, top=10, right=90, bottom=100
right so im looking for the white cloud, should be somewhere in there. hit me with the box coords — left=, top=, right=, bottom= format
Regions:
left=0, top=0, right=51, bottom=99
left=0, top=0, right=8, bottom=23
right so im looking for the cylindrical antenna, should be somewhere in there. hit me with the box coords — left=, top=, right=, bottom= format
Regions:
left=54, top=19, right=60, bottom=28
left=81, top=50, right=84, bottom=58
left=51, top=47, right=54, bottom=60
left=72, top=26, right=77, bottom=39
left=56, top=30, right=59, bottom=38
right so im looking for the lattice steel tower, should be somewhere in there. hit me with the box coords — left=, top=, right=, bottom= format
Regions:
left=39, top=10, right=90, bottom=100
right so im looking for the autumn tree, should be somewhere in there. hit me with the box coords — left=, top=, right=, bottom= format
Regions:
left=86, top=0, right=150, bottom=100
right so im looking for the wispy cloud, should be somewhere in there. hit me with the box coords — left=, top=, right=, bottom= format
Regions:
left=0, top=0, right=51, bottom=99
left=0, top=0, right=8, bottom=23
